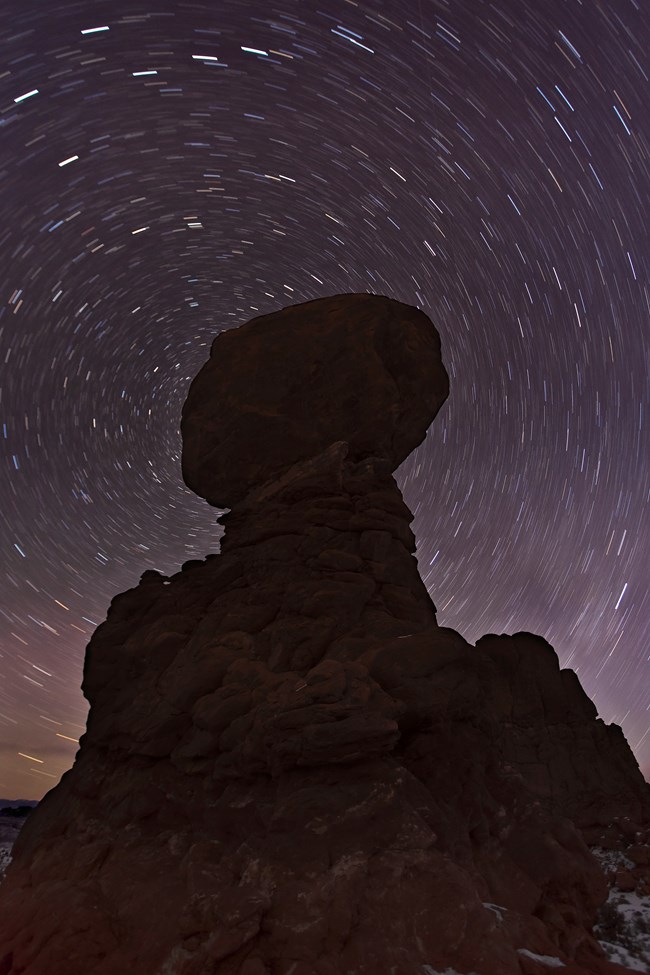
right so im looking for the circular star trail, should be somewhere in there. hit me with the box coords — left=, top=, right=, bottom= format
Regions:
left=1, top=0, right=648, bottom=799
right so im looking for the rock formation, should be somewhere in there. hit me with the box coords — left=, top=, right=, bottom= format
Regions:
left=0, top=293, right=648, bottom=975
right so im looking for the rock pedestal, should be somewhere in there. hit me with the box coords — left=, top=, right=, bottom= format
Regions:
left=0, top=294, right=647, bottom=975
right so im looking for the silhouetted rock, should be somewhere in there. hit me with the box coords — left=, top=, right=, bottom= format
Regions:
left=0, top=294, right=648, bottom=975
left=181, top=292, right=449, bottom=507
left=474, top=632, right=650, bottom=831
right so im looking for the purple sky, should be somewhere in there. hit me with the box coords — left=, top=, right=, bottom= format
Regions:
left=1, top=0, right=648, bottom=799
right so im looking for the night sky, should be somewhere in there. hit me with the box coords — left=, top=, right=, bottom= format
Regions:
left=1, top=0, right=648, bottom=801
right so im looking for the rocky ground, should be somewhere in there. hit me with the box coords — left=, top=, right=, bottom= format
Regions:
left=1, top=825, right=648, bottom=971
left=0, top=815, right=29, bottom=882
left=591, top=845, right=650, bottom=971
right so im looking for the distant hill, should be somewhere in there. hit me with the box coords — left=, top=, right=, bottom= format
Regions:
left=0, top=800, right=39, bottom=809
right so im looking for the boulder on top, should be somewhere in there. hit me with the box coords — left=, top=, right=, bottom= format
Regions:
left=181, top=293, right=449, bottom=507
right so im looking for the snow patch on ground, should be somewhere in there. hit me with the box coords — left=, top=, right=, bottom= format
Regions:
left=597, top=939, right=649, bottom=972
left=517, top=947, right=565, bottom=967
left=482, top=901, right=507, bottom=923
left=421, top=967, right=480, bottom=975
left=591, top=848, right=650, bottom=972
left=0, top=816, right=26, bottom=882
left=0, top=844, right=13, bottom=881
left=591, top=845, right=636, bottom=873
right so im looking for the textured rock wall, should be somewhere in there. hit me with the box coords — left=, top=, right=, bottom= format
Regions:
left=0, top=295, right=647, bottom=975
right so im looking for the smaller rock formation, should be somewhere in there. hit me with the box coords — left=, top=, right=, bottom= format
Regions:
left=0, top=294, right=647, bottom=975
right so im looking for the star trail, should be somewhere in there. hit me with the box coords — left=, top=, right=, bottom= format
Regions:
left=0, top=0, right=648, bottom=799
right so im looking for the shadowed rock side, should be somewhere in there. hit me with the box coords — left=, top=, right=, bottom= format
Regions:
left=0, top=294, right=648, bottom=975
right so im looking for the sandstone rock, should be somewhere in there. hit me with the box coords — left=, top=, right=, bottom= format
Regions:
left=627, top=844, right=650, bottom=866
left=614, top=869, right=636, bottom=892
left=181, top=293, right=449, bottom=508
left=473, top=633, right=650, bottom=831
left=0, top=294, right=647, bottom=975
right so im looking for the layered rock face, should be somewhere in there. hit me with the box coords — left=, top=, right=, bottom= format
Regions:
left=0, top=294, right=648, bottom=975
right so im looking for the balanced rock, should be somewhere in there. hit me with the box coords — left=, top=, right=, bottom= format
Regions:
left=181, top=292, right=449, bottom=507
left=0, top=294, right=648, bottom=975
